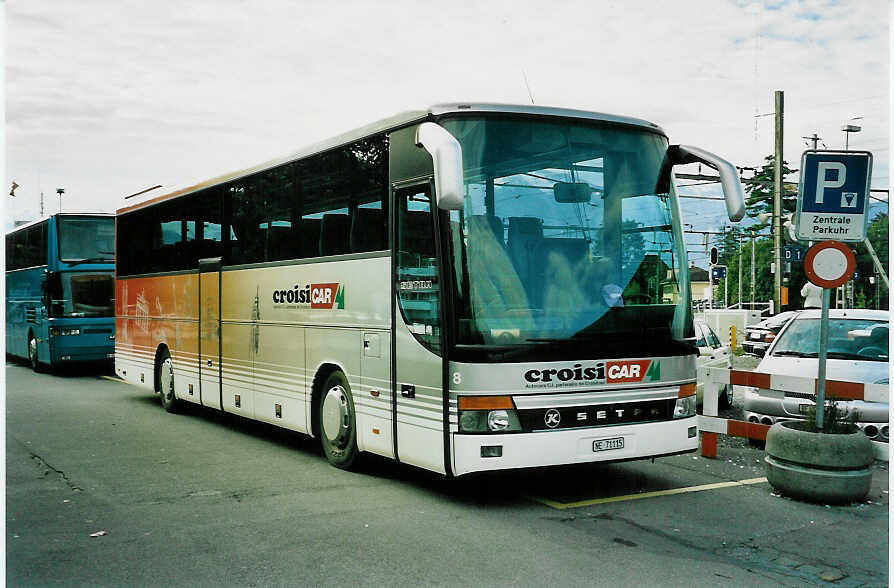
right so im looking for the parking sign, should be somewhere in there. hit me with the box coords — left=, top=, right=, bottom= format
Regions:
left=796, top=150, right=872, bottom=242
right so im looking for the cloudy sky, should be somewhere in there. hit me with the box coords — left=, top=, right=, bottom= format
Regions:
left=4, top=0, right=889, bottom=251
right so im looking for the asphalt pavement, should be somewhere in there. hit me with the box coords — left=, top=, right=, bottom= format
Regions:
left=5, top=358, right=889, bottom=587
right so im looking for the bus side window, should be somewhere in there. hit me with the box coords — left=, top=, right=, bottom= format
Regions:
left=396, top=185, right=440, bottom=353
left=5, top=234, right=14, bottom=270
left=185, top=186, right=223, bottom=263
left=227, top=179, right=264, bottom=265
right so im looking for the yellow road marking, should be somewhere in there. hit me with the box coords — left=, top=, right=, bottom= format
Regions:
left=530, top=477, right=768, bottom=510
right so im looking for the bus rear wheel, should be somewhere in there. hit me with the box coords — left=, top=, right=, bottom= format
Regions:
left=318, top=370, right=359, bottom=470
left=158, top=351, right=179, bottom=413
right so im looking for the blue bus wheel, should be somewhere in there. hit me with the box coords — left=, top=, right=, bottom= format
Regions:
left=28, top=334, right=43, bottom=373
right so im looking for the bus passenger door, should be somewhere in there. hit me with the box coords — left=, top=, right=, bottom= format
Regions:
left=393, top=184, right=446, bottom=474
left=199, top=257, right=222, bottom=410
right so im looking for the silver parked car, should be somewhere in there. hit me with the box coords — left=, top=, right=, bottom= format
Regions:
left=695, top=319, right=733, bottom=409
left=743, top=309, right=889, bottom=441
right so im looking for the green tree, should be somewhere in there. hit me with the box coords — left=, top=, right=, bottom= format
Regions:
left=854, top=213, right=888, bottom=310
left=711, top=226, right=746, bottom=306
left=744, top=155, right=797, bottom=230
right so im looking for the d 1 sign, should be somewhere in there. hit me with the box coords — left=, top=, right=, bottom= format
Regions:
left=795, top=150, right=872, bottom=242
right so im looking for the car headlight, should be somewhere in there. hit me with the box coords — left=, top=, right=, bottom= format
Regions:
left=458, top=396, right=523, bottom=433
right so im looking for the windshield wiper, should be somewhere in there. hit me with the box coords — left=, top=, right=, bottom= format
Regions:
left=772, top=350, right=817, bottom=358
left=65, top=257, right=113, bottom=266
left=825, top=351, right=877, bottom=361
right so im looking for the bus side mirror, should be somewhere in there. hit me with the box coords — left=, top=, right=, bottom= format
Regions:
left=415, top=122, right=464, bottom=211
left=657, top=144, right=746, bottom=222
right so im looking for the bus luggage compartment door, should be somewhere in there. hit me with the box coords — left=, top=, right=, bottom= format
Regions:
left=199, top=257, right=222, bottom=410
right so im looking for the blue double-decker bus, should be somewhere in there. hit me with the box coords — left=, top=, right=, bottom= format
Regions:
left=6, top=213, right=115, bottom=371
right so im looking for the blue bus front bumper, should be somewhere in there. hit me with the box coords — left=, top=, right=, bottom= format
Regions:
left=47, top=319, right=115, bottom=364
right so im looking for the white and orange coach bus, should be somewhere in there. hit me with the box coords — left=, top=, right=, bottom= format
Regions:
left=115, top=103, right=745, bottom=476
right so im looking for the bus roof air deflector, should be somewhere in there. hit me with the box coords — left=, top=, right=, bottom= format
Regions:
left=415, top=122, right=464, bottom=210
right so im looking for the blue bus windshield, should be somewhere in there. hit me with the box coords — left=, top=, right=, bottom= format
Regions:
left=58, top=216, right=115, bottom=262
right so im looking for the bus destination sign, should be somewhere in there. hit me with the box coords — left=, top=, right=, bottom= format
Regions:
left=795, top=150, right=872, bottom=242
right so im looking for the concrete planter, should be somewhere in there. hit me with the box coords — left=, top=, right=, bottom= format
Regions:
left=764, top=420, right=873, bottom=504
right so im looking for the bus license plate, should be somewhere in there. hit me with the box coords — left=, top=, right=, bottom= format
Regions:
left=593, top=437, right=624, bottom=452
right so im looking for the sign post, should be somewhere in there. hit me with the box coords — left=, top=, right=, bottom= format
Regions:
left=796, top=150, right=870, bottom=430
left=803, top=241, right=857, bottom=429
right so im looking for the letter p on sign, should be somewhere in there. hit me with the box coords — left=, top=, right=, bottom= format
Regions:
left=815, top=162, right=845, bottom=205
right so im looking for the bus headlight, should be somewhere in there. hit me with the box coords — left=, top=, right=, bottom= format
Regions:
left=458, top=396, right=522, bottom=433
left=487, top=410, right=510, bottom=431
left=459, top=409, right=522, bottom=433
left=51, top=328, right=80, bottom=336
left=673, top=395, right=696, bottom=419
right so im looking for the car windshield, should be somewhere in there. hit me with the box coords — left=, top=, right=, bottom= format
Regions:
left=704, top=325, right=721, bottom=348
left=771, top=317, right=889, bottom=362
left=439, top=115, right=691, bottom=361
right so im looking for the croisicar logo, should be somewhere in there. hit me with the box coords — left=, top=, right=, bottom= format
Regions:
left=272, top=283, right=344, bottom=309
left=523, top=360, right=661, bottom=389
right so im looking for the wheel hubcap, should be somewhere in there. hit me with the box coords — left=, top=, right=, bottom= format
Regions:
left=160, top=359, right=174, bottom=400
left=322, top=385, right=350, bottom=448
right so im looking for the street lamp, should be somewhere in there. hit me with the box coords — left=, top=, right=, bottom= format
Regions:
left=841, top=119, right=862, bottom=151
left=56, top=188, right=64, bottom=213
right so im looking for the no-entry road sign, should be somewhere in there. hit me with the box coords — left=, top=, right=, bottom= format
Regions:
left=804, top=241, right=856, bottom=289
left=796, top=150, right=872, bottom=242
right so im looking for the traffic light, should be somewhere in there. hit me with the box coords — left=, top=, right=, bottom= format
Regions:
left=710, top=247, right=718, bottom=265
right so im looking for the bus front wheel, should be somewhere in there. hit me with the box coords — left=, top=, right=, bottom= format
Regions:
left=158, top=351, right=179, bottom=413
left=28, top=333, right=43, bottom=373
left=318, top=370, right=359, bottom=470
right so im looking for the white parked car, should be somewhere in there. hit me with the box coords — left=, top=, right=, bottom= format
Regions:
left=694, top=319, right=733, bottom=409
left=743, top=309, right=889, bottom=441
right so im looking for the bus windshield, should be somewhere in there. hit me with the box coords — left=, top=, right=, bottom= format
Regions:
left=58, top=216, right=115, bottom=263
left=47, top=271, right=115, bottom=318
left=440, top=116, right=691, bottom=360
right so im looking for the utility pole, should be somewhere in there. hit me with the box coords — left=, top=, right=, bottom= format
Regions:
left=802, top=133, right=821, bottom=150
left=737, top=232, right=742, bottom=308
left=773, top=90, right=784, bottom=312
left=750, top=231, right=756, bottom=305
